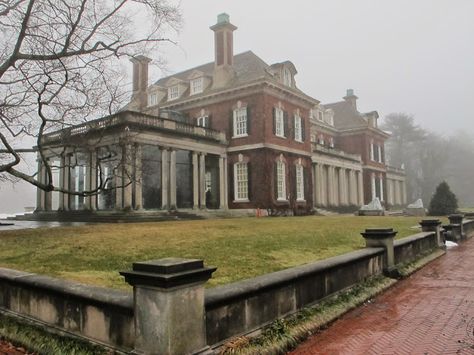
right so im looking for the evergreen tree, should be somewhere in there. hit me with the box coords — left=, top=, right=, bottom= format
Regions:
left=428, top=181, right=458, bottom=216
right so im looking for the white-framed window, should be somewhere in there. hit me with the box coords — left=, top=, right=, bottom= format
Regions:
left=168, top=85, right=180, bottom=101
left=190, top=78, right=203, bottom=95
left=197, top=116, right=209, bottom=128
left=370, top=141, right=375, bottom=161
left=283, top=68, right=292, bottom=87
left=318, top=134, right=325, bottom=145
left=148, top=92, right=158, bottom=106
left=233, top=107, right=247, bottom=137
left=234, top=162, right=248, bottom=201
left=276, top=160, right=286, bottom=200
left=205, top=171, right=212, bottom=192
left=329, top=137, right=334, bottom=148
left=296, top=164, right=304, bottom=201
left=275, top=107, right=285, bottom=137
left=378, top=145, right=383, bottom=163
left=294, top=114, right=302, bottom=142
left=318, top=111, right=324, bottom=121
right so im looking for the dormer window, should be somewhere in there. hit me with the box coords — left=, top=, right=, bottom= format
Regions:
left=190, top=78, right=203, bottom=95
left=148, top=93, right=158, bottom=106
left=168, top=85, right=180, bottom=101
left=283, top=68, right=292, bottom=87
left=318, top=111, right=324, bottom=121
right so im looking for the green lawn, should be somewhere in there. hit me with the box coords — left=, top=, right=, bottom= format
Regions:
left=0, top=216, right=426, bottom=289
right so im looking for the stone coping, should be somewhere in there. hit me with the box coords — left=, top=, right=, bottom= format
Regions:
left=0, top=268, right=133, bottom=312
left=205, top=247, right=385, bottom=308
left=393, top=232, right=434, bottom=247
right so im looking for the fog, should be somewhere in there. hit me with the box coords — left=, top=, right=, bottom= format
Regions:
left=1, top=0, right=473, bottom=213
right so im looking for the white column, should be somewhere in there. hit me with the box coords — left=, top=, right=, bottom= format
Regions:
left=192, top=152, right=199, bottom=209
left=134, top=145, right=143, bottom=210
left=313, top=165, right=319, bottom=206
left=379, top=174, right=384, bottom=202
left=371, top=173, right=376, bottom=201
left=219, top=156, right=227, bottom=209
left=63, top=154, right=70, bottom=211
left=161, top=148, right=169, bottom=209
left=349, top=170, right=357, bottom=205
left=321, top=165, right=327, bottom=207
left=357, top=170, right=364, bottom=206
left=115, top=167, right=123, bottom=209
left=199, top=153, right=206, bottom=208
left=333, top=167, right=340, bottom=207
left=326, top=166, right=333, bottom=206
left=58, top=155, right=65, bottom=211
left=402, top=180, right=407, bottom=205
left=85, top=151, right=93, bottom=210
left=169, top=149, right=177, bottom=209
left=338, top=168, right=346, bottom=206
left=123, top=145, right=133, bottom=210
left=36, top=158, right=45, bottom=211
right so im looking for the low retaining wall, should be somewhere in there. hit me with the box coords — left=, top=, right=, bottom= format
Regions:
left=0, top=268, right=134, bottom=352
left=0, top=221, right=448, bottom=353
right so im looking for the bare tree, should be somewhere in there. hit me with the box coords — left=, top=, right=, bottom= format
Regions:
left=0, top=0, right=181, bottom=195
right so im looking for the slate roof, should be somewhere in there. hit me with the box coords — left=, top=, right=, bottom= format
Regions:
left=154, top=50, right=272, bottom=88
left=324, top=101, right=370, bottom=130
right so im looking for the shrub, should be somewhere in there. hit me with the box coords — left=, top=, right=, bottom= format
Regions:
left=428, top=181, right=458, bottom=216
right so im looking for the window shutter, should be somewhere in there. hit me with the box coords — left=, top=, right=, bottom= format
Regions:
left=301, top=117, right=306, bottom=141
left=283, top=111, right=289, bottom=137
left=272, top=107, right=276, bottom=135
left=229, top=110, right=234, bottom=138
left=246, top=106, right=251, bottom=135
left=207, top=114, right=212, bottom=129
left=247, top=162, right=252, bottom=201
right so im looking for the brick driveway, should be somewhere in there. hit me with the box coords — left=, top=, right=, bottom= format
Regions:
left=290, top=238, right=474, bottom=355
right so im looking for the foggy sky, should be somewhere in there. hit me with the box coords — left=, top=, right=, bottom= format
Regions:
left=1, top=0, right=473, bottom=213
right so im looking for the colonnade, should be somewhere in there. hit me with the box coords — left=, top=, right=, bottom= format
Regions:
left=313, top=163, right=364, bottom=207
left=35, top=144, right=228, bottom=212
left=386, top=177, right=407, bottom=206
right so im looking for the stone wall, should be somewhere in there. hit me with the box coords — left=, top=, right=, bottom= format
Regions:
left=0, top=220, right=463, bottom=353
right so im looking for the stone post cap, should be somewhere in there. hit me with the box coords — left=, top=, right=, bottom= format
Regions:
left=420, top=219, right=442, bottom=227
left=120, top=258, right=216, bottom=289
left=130, top=55, right=152, bottom=64
left=361, top=228, right=397, bottom=240
left=449, top=214, right=464, bottom=223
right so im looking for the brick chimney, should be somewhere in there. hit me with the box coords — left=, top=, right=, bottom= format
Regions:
left=210, top=13, right=237, bottom=89
left=343, top=89, right=358, bottom=111
left=129, top=55, right=152, bottom=111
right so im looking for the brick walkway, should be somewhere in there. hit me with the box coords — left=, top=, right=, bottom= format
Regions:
left=290, top=238, right=474, bottom=355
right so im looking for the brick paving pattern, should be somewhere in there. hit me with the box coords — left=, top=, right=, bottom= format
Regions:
left=290, top=238, right=474, bottom=355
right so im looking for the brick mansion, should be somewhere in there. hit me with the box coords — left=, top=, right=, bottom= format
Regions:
left=35, top=14, right=407, bottom=215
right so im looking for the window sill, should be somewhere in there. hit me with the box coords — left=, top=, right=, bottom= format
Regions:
left=233, top=199, right=250, bottom=203
left=232, top=134, right=249, bottom=139
left=276, top=198, right=288, bottom=202
left=295, top=139, right=304, bottom=143
left=296, top=199, right=306, bottom=202
left=275, top=134, right=286, bottom=139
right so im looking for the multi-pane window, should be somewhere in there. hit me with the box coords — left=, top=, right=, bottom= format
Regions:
left=190, top=78, right=203, bottom=95
left=276, top=160, right=286, bottom=200
left=296, top=164, right=304, bottom=201
left=378, top=145, right=383, bottom=163
left=318, top=111, right=324, bottom=121
left=234, top=162, right=248, bottom=201
left=168, top=85, right=180, bottom=101
left=329, top=137, right=334, bottom=148
left=370, top=141, right=375, bottom=161
left=294, top=114, right=302, bottom=142
left=275, top=108, right=285, bottom=137
left=148, top=93, right=158, bottom=106
left=197, top=116, right=209, bottom=128
left=233, top=107, right=247, bottom=137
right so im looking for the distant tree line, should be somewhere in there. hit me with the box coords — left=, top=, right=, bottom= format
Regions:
left=382, top=113, right=474, bottom=208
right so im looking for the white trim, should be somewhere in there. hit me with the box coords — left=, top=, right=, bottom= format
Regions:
left=190, top=78, right=204, bottom=95
left=227, top=143, right=312, bottom=157
left=275, top=107, right=285, bottom=138
left=234, top=162, right=249, bottom=201
left=294, top=114, right=303, bottom=142
left=276, top=160, right=286, bottom=200
left=296, top=164, right=305, bottom=201
left=232, top=107, right=248, bottom=138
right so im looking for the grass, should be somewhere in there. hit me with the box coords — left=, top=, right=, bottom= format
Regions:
left=0, top=215, right=425, bottom=289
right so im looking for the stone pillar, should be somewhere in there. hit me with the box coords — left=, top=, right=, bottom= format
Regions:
left=219, top=156, right=227, bottom=209
left=169, top=149, right=177, bottom=210
left=321, top=165, right=327, bottom=207
left=35, top=158, right=45, bottom=211
left=62, top=154, right=71, bottom=211
left=420, top=219, right=444, bottom=248
left=361, top=228, right=398, bottom=277
left=192, top=152, right=199, bottom=209
left=338, top=168, right=346, bottom=206
left=379, top=174, right=384, bottom=202
left=313, top=165, right=320, bottom=206
left=371, top=173, right=376, bottom=201
left=134, top=145, right=143, bottom=210
left=122, top=145, right=134, bottom=210
left=402, top=181, right=407, bottom=205
left=357, top=170, right=364, bottom=206
left=84, top=151, right=95, bottom=210
left=161, top=148, right=169, bottom=209
left=115, top=169, right=123, bottom=209
left=43, top=158, right=52, bottom=211
left=58, top=155, right=66, bottom=211
left=449, top=214, right=465, bottom=240
left=121, top=258, right=216, bottom=355
left=199, top=153, right=206, bottom=208
left=327, top=166, right=335, bottom=206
